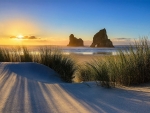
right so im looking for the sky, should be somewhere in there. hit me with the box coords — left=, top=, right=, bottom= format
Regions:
left=0, top=0, right=150, bottom=45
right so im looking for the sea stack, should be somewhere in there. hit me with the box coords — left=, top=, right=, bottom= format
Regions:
left=67, top=34, right=84, bottom=47
left=90, top=28, right=114, bottom=47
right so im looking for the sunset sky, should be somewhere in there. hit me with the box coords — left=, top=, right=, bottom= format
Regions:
left=0, top=0, right=150, bottom=45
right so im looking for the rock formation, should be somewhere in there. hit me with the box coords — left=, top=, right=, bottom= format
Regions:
left=90, top=28, right=114, bottom=47
left=67, top=34, right=84, bottom=46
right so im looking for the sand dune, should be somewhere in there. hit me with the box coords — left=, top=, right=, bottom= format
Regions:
left=0, top=62, right=62, bottom=83
left=0, top=62, right=150, bottom=113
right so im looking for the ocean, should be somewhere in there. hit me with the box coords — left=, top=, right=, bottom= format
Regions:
left=0, top=45, right=131, bottom=55
left=60, top=45, right=130, bottom=55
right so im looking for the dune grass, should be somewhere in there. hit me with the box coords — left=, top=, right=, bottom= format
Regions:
left=0, top=46, right=76, bottom=82
left=78, top=38, right=150, bottom=87
left=107, top=38, right=150, bottom=86
left=0, top=46, right=33, bottom=62
left=35, top=47, right=77, bottom=82
left=77, top=59, right=111, bottom=87
left=0, top=38, right=150, bottom=85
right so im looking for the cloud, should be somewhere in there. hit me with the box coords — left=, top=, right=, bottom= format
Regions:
left=10, top=36, right=16, bottom=39
left=10, top=35, right=40, bottom=39
left=112, top=37, right=137, bottom=45
left=23, top=36, right=39, bottom=39
left=113, top=38, right=132, bottom=41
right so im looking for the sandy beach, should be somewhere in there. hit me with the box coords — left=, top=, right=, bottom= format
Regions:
left=0, top=62, right=150, bottom=113
left=69, top=54, right=106, bottom=63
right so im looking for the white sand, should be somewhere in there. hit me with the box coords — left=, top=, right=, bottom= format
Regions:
left=0, top=62, right=150, bottom=113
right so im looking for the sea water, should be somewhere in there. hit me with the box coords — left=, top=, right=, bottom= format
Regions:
left=0, top=45, right=131, bottom=55
left=30, top=45, right=131, bottom=55
left=60, top=45, right=130, bottom=55
left=38, top=45, right=130, bottom=55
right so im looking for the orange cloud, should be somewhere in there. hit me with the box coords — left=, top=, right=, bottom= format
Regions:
left=10, top=35, right=39, bottom=39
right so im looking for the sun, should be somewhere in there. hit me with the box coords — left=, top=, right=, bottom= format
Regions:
left=17, top=34, right=24, bottom=39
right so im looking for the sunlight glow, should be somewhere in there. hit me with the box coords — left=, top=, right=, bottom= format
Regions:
left=17, top=35, right=24, bottom=39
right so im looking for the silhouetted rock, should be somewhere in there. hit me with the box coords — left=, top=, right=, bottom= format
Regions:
left=67, top=34, right=84, bottom=46
left=90, top=28, right=114, bottom=47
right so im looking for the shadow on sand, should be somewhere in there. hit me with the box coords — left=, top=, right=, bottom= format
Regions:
left=0, top=62, right=150, bottom=113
